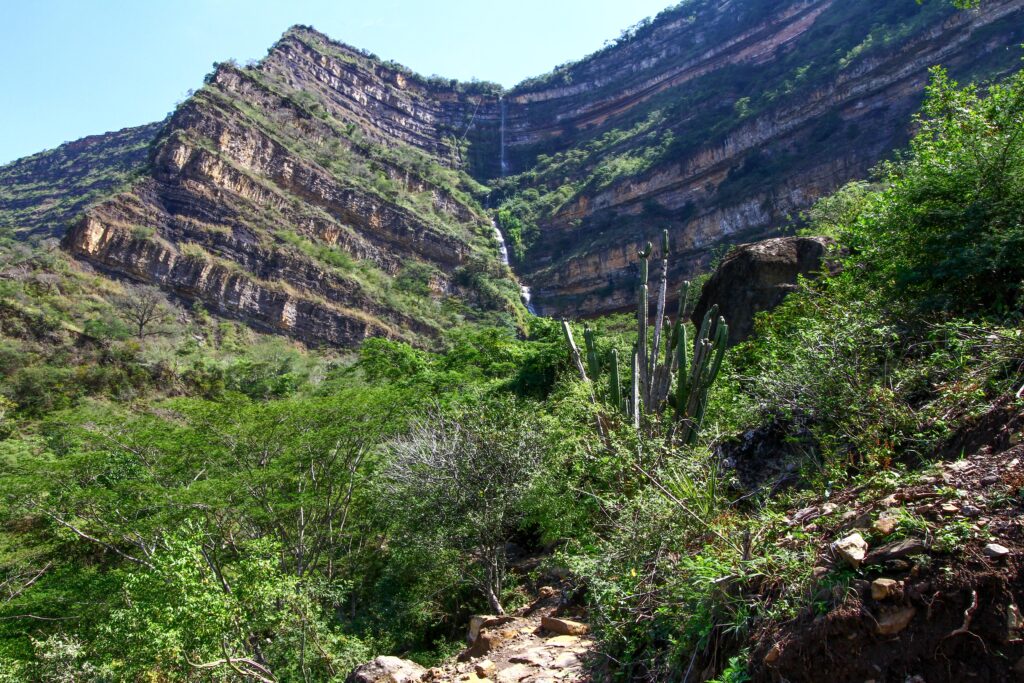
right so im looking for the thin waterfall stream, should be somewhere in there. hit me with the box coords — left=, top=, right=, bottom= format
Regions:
left=492, top=95, right=537, bottom=314
left=499, top=96, right=510, bottom=177
left=492, top=218, right=537, bottom=315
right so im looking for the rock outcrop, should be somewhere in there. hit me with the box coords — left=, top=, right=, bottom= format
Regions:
left=4, top=1, right=1024, bottom=344
left=693, top=236, right=834, bottom=344
left=57, top=29, right=519, bottom=347
left=426, top=588, right=592, bottom=683
left=0, top=122, right=162, bottom=237
left=500, top=0, right=1024, bottom=318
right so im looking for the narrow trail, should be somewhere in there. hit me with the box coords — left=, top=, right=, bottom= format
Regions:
left=426, top=588, right=594, bottom=683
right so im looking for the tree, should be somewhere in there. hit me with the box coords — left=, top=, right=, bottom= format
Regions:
left=383, top=398, right=543, bottom=615
left=115, top=285, right=175, bottom=340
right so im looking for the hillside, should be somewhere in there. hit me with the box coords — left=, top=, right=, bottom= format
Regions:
left=2, top=1, right=1023, bottom=343
left=495, top=0, right=1024, bottom=316
left=1, top=1, right=1023, bottom=681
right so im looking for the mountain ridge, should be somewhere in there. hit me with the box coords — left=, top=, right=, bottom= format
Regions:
left=2, top=0, right=1024, bottom=345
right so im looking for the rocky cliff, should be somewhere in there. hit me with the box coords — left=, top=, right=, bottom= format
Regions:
left=493, top=0, right=1024, bottom=317
left=3, top=1, right=1024, bottom=344
left=58, top=28, right=522, bottom=347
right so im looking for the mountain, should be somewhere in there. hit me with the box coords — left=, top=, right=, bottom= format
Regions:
left=494, top=0, right=1024, bottom=316
left=2, top=0, right=1023, bottom=344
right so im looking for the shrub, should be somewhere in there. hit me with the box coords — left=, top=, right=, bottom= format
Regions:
left=847, top=67, right=1024, bottom=315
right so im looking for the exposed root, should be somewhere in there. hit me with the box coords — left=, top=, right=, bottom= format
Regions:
left=943, top=590, right=986, bottom=652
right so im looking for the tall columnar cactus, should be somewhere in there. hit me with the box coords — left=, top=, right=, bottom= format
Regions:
left=563, top=229, right=728, bottom=444
left=583, top=326, right=600, bottom=383
left=636, top=241, right=651, bottom=411
left=608, top=348, right=622, bottom=414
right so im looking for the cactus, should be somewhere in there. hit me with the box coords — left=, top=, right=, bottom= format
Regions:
left=608, top=349, right=622, bottom=414
left=562, top=231, right=728, bottom=445
left=583, top=325, right=600, bottom=382
left=647, top=230, right=670, bottom=404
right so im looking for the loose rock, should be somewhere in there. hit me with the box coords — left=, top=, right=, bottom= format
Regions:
left=865, top=538, right=928, bottom=566
left=875, top=606, right=916, bottom=636
left=871, top=578, right=900, bottom=601
left=468, top=615, right=515, bottom=644
left=984, top=542, right=1011, bottom=559
left=541, top=616, right=590, bottom=636
left=346, top=656, right=427, bottom=683
left=872, top=513, right=899, bottom=536
left=459, top=628, right=517, bottom=660
left=475, top=660, right=497, bottom=678
left=961, top=504, right=982, bottom=518
left=496, top=664, right=534, bottom=683
left=833, top=532, right=869, bottom=568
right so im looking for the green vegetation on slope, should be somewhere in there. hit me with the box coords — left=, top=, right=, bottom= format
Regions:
left=0, top=122, right=163, bottom=237
left=495, top=0, right=1009, bottom=263
left=0, top=26, right=1022, bottom=683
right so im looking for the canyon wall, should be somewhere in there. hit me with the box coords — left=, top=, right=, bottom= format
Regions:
left=57, top=28, right=521, bottom=347
left=4, top=1, right=1024, bottom=344
left=493, top=0, right=1024, bottom=317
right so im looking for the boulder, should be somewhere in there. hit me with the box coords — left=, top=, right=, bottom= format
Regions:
left=459, top=627, right=518, bottom=660
left=346, top=656, right=427, bottom=683
left=468, top=615, right=515, bottom=644
left=692, top=236, right=835, bottom=345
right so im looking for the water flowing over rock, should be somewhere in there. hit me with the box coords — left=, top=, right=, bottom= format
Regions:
left=3, top=2, right=1024, bottom=344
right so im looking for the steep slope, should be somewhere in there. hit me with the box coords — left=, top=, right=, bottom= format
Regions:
left=59, top=28, right=521, bottom=348
left=4, top=1, right=1024, bottom=344
left=0, top=122, right=162, bottom=237
left=493, top=0, right=1024, bottom=317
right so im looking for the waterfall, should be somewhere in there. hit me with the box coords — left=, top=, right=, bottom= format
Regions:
left=499, top=96, right=509, bottom=176
left=492, top=218, right=537, bottom=315
left=493, top=96, right=534, bottom=313
left=520, top=285, right=537, bottom=315
left=492, top=219, right=510, bottom=267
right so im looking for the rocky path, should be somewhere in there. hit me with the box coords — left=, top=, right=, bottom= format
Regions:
left=348, top=588, right=595, bottom=683
left=427, top=587, right=593, bottom=683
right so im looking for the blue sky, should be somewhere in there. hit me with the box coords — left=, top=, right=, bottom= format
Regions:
left=0, top=0, right=677, bottom=165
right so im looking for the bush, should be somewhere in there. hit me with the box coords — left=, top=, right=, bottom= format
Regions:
left=846, top=67, right=1024, bottom=315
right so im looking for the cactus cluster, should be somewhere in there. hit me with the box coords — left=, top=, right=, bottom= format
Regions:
left=563, top=230, right=728, bottom=444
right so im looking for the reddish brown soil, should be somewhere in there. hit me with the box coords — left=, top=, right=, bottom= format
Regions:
left=750, top=402, right=1024, bottom=682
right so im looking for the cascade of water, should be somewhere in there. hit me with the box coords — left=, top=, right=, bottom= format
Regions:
left=494, top=96, right=535, bottom=313
left=520, top=285, right=537, bottom=315
left=499, top=96, right=510, bottom=176
left=492, top=219, right=510, bottom=267
left=492, top=218, right=537, bottom=315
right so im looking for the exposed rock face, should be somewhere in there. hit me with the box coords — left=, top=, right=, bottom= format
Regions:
left=693, top=236, right=833, bottom=344
left=499, top=0, right=1024, bottom=318
left=4, top=1, right=1024, bottom=345
left=0, top=122, right=162, bottom=236
left=58, top=29, right=517, bottom=347
left=346, top=656, right=426, bottom=683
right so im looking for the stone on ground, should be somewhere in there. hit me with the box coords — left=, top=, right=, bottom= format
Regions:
left=833, top=532, right=869, bottom=568
left=346, top=656, right=427, bottom=683
left=541, top=616, right=590, bottom=636
left=875, top=606, right=916, bottom=636
left=984, top=542, right=1011, bottom=559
